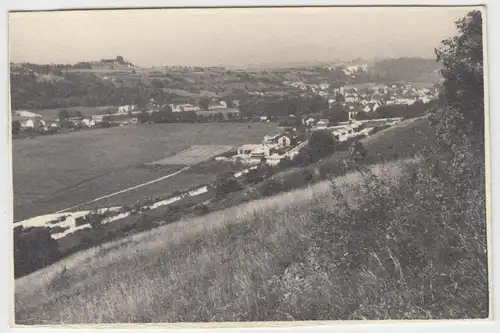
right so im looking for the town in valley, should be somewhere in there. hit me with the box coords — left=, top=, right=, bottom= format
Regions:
left=10, top=7, right=488, bottom=325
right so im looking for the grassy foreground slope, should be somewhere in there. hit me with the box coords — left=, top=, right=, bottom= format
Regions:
left=15, top=149, right=487, bottom=323
left=15, top=161, right=412, bottom=324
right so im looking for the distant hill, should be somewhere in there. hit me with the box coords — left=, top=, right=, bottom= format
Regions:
left=370, top=57, right=442, bottom=84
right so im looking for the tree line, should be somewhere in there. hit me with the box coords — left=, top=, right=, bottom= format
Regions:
left=10, top=71, right=172, bottom=110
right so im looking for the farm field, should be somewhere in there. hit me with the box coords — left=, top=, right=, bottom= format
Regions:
left=147, top=145, right=234, bottom=166
left=15, top=165, right=184, bottom=221
left=75, top=172, right=217, bottom=212
left=13, top=122, right=281, bottom=221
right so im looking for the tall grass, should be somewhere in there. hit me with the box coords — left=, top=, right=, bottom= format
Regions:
left=15, top=154, right=488, bottom=323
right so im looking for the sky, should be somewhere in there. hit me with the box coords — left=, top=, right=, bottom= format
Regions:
left=8, top=7, right=475, bottom=67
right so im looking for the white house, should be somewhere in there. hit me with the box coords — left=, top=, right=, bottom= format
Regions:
left=92, top=115, right=105, bottom=123
left=237, top=144, right=269, bottom=157
left=315, top=120, right=328, bottom=129
left=278, top=135, right=292, bottom=148
left=332, top=127, right=347, bottom=139
left=118, top=105, right=135, bottom=113
left=82, top=118, right=96, bottom=128
left=345, top=94, right=359, bottom=103
left=236, top=143, right=277, bottom=165
left=170, top=104, right=201, bottom=112
left=21, top=119, right=35, bottom=129
left=305, top=117, right=316, bottom=126
left=20, top=118, right=45, bottom=129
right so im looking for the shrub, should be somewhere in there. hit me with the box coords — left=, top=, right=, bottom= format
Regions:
left=303, top=147, right=487, bottom=319
left=214, top=173, right=243, bottom=197
left=193, top=203, right=210, bottom=216
left=349, top=141, right=367, bottom=163
left=14, top=227, right=60, bottom=278
left=279, top=168, right=316, bottom=193
left=48, top=226, right=70, bottom=234
left=12, top=120, right=21, bottom=134
left=83, top=207, right=105, bottom=229
left=259, top=178, right=283, bottom=197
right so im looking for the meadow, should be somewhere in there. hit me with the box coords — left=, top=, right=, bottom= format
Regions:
left=14, top=161, right=411, bottom=323
left=14, top=154, right=487, bottom=323
left=13, top=122, right=281, bottom=221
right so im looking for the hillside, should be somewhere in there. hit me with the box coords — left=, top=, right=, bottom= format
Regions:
left=10, top=57, right=441, bottom=111
left=15, top=118, right=488, bottom=323
left=13, top=160, right=416, bottom=323
left=370, top=57, right=442, bottom=84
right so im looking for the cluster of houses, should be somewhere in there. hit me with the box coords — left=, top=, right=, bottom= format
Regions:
left=11, top=111, right=59, bottom=133
left=283, top=78, right=437, bottom=109
left=11, top=105, right=144, bottom=134
left=310, top=118, right=376, bottom=142
left=341, top=64, right=369, bottom=76
left=169, top=100, right=229, bottom=113
left=12, top=99, right=243, bottom=135
left=107, top=100, right=233, bottom=115
left=12, top=116, right=59, bottom=133
left=321, top=63, right=369, bottom=76
left=12, top=113, right=104, bottom=133
left=282, top=81, right=330, bottom=95
left=281, top=79, right=438, bottom=118
left=332, top=84, right=438, bottom=109
left=220, top=116, right=385, bottom=168
left=215, top=133, right=305, bottom=167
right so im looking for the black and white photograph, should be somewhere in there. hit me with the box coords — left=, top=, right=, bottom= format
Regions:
left=9, top=5, right=489, bottom=325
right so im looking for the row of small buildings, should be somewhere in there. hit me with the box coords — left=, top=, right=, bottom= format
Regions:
left=311, top=119, right=374, bottom=141
left=225, top=118, right=380, bottom=168
left=216, top=133, right=305, bottom=167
